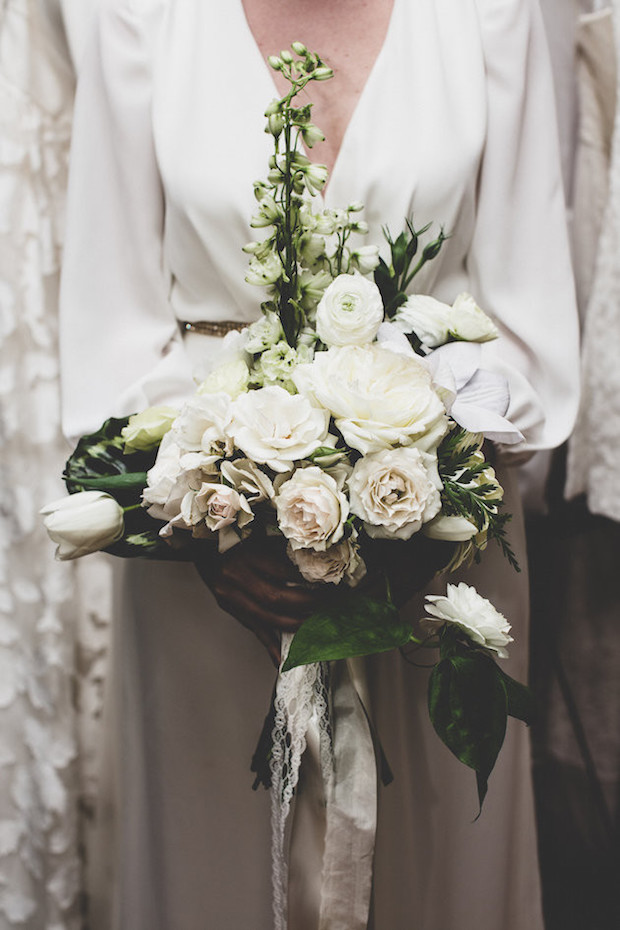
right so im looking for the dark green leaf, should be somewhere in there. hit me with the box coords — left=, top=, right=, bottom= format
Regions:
left=497, top=667, right=537, bottom=725
left=282, top=594, right=411, bottom=671
left=428, top=651, right=507, bottom=780
left=64, top=416, right=157, bottom=507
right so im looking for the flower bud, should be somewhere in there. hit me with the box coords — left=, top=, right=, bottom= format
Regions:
left=280, top=49, right=293, bottom=63
left=313, top=66, right=334, bottom=81
left=304, top=163, right=329, bottom=195
left=301, top=124, right=325, bottom=148
left=121, top=405, right=178, bottom=452
left=291, top=41, right=307, bottom=56
left=264, top=98, right=282, bottom=117
left=267, top=113, right=285, bottom=138
left=423, top=514, right=478, bottom=542
left=268, top=56, right=282, bottom=71
left=41, top=491, right=125, bottom=560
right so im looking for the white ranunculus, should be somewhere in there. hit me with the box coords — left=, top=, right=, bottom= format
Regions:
left=121, top=405, right=179, bottom=452
left=348, top=447, right=442, bottom=540
left=293, top=343, right=448, bottom=455
left=424, top=582, right=513, bottom=657
left=449, top=293, right=499, bottom=342
left=227, top=385, right=329, bottom=472
left=394, top=294, right=452, bottom=347
left=172, top=392, right=233, bottom=456
left=423, top=513, right=478, bottom=541
left=197, top=358, right=250, bottom=399
left=287, top=537, right=366, bottom=586
left=275, top=466, right=349, bottom=551
left=41, top=491, right=124, bottom=560
left=316, top=273, right=384, bottom=346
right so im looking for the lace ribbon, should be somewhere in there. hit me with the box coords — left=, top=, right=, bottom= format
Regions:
left=270, top=636, right=377, bottom=930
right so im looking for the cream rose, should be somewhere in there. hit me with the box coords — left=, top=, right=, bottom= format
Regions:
left=227, top=385, right=329, bottom=472
left=183, top=483, right=253, bottom=550
left=293, top=343, right=448, bottom=454
left=423, top=582, right=513, bottom=658
left=275, top=466, right=349, bottom=551
left=121, top=405, right=179, bottom=452
left=348, top=446, right=442, bottom=539
left=316, top=273, right=384, bottom=346
left=287, top=537, right=366, bottom=586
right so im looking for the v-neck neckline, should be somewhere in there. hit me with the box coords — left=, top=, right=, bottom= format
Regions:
left=235, top=0, right=400, bottom=202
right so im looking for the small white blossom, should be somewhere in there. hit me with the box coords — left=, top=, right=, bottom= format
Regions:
left=424, top=582, right=513, bottom=658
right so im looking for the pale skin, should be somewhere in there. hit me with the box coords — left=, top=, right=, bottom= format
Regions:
left=195, top=0, right=448, bottom=664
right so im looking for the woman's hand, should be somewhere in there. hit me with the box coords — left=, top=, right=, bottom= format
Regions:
left=193, top=536, right=336, bottom=666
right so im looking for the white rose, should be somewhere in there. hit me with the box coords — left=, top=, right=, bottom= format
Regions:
left=287, top=537, right=366, bottom=586
left=198, top=359, right=250, bottom=399
left=41, top=491, right=124, bottom=560
left=348, top=447, right=442, bottom=540
left=293, top=343, right=448, bottom=454
left=172, top=392, right=233, bottom=456
left=423, top=513, right=478, bottom=541
left=143, top=433, right=219, bottom=526
left=424, top=582, right=513, bottom=657
left=394, top=294, right=452, bottom=347
left=220, top=458, right=275, bottom=502
left=316, top=273, right=384, bottom=346
left=449, top=293, right=499, bottom=342
left=121, top=405, right=179, bottom=452
left=227, top=385, right=329, bottom=472
left=275, top=466, right=349, bottom=551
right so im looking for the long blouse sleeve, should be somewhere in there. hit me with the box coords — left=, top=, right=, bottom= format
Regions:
left=60, top=0, right=195, bottom=440
left=471, top=0, right=580, bottom=456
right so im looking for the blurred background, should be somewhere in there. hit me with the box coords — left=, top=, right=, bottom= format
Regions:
left=0, top=0, right=618, bottom=926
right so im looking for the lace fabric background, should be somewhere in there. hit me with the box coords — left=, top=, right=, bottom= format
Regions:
left=0, top=1, right=109, bottom=925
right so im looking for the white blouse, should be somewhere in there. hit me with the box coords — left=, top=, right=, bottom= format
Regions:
left=60, top=0, right=579, bottom=458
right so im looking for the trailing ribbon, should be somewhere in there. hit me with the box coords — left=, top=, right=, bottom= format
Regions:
left=269, top=637, right=376, bottom=930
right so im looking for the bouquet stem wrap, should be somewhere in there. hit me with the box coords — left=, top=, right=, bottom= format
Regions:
left=271, top=639, right=377, bottom=929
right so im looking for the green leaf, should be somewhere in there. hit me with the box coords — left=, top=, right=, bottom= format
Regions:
left=497, top=667, right=537, bottom=725
left=67, top=473, right=149, bottom=491
left=63, top=417, right=157, bottom=506
left=428, top=650, right=507, bottom=809
left=282, top=594, right=411, bottom=671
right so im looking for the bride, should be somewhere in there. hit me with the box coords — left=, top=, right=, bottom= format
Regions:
left=59, top=0, right=579, bottom=927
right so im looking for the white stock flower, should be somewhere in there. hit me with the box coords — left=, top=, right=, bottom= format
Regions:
left=227, top=385, right=329, bottom=472
left=198, top=358, right=250, bottom=399
left=245, top=312, right=284, bottom=353
left=348, top=447, right=442, bottom=540
left=395, top=294, right=452, bottom=347
left=252, top=341, right=313, bottom=391
left=423, top=513, right=478, bottom=541
left=172, top=393, right=233, bottom=456
left=316, top=273, right=384, bottom=347
left=449, top=293, right=499, bottom=342
left=41, top=491, right=124, bottom=560
left=121, top=405, right=178, bottom=452
left=424, top=582, right=513, bottom=658
left=275, top=465, right=349, bottom=550
left=245, top=253, right=283, bottom=287
left=287, top=537, right=366, bottom=586
left=349, top=245, right=381, bottom=275
left=293, top=343, right=448, bottom=455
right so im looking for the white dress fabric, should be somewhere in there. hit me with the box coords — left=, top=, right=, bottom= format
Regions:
left=59, top=1, right=579, bottom=928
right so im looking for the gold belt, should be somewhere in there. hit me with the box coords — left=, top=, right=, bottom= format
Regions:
left=180, top=319, right=248, bottom=337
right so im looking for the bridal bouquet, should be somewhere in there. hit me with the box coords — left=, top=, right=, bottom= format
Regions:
left=43, top=44, right=533, bottom=807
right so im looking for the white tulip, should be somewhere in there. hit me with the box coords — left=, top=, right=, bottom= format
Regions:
left=423, top=513, right=478, bottom=541
left=41, top=491, right=124, bottom=560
